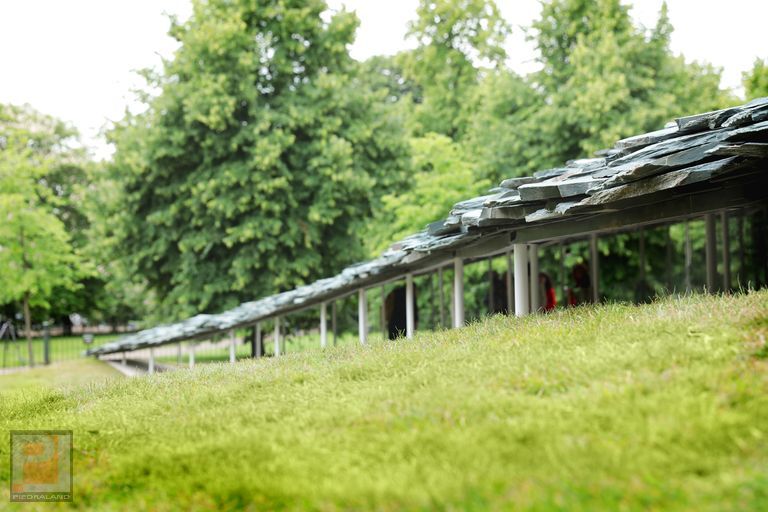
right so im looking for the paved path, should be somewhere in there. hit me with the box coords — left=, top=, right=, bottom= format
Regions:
left=103, top=358, right=175, bottom=377
left=0, top=366, right=31, bottom=376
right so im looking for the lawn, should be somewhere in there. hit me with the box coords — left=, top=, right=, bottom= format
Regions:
left=0, top=358, right=122, bottom=397
left=1, top=291, right=767, bottom=511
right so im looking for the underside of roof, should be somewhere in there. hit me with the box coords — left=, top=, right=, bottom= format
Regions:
left=90, top=97, right=768, bottom=356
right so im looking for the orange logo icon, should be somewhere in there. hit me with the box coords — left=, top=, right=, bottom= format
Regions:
left=10, top=430, right=72, bottom=502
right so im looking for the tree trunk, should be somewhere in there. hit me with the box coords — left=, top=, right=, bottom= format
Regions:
left=60, top=315, right=73, bottom=336
left=24, top=292, right=34, bottom=368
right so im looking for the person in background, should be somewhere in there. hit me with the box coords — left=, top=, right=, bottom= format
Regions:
left=539, top=272, right=557, bottom=311
left=384, top=285, right=418, bottom=340
left=488, top=270, right=509, bottom=315
left=568, top=263, right=592, bottom=306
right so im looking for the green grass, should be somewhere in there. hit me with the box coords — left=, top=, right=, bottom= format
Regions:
left=0, top=358, right=122, bottom=397
left=1, top=334, right=120, bottom=368
left=1, top=291, right=767, bottom=511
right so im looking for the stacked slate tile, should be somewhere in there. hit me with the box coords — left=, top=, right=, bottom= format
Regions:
left=90, top=97, right=768, bottom=356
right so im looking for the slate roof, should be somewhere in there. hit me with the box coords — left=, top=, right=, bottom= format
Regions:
left=90, top=97, right=768, bottom=356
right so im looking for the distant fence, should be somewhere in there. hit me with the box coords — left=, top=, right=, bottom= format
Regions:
left=23, top=324, right=135, bottom=339
left=1, top=331, right=120, bottom=369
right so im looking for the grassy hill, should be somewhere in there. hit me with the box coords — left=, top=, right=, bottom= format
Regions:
left=2, top=291, right=767, bottom=511
left=0, top=358, right=122, bottom=398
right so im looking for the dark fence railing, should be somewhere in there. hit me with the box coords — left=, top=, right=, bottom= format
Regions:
left=0, top=329, right=121, bottom=369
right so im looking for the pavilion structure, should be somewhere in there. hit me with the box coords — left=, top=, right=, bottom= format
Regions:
left=89, top=98, right=768, bottom=372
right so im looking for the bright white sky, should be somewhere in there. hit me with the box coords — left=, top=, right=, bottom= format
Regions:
left=1, top=0, right=765, bottom=159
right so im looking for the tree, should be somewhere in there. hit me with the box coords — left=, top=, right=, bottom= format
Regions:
left=463, top=0, right=735, bottom=184
left=110, top=0, right=409, bottom=320
left=743, top=58, right=768, bottom=100
left=535, top=0, right=733, bottom=159
left=0, top=104, right=83, bottom=365
left=461, top=69, right=543, bottom=184
left=403, top=0, right=510, bottom=139
left=366, top=133, right=489, bottom=254
left=79, top=164, right=154, bottom=330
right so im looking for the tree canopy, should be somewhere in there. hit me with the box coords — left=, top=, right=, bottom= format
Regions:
left=110, top=0, right=409, bottom=319
left=0, top=104, right=87, bottom=362
left=463, top=0, right=735, bottom=183
left=403, top=0, right=510, bottom=138
left=743, top=58, right=768, bottom=100
left=366, top=133, right=489, bottom=254
left=6, top=0, right=762, bottom=332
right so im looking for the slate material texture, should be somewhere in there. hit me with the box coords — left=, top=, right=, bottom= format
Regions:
left=90, top=98, right=768, bottom=356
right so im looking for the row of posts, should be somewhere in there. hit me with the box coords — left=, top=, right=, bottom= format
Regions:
left=347, top=241, right=557, bottom=346
left=140, top=210, right=737, bottom=374
left=141, top=239, right=595, bottom=374
left=333, top=211, right=730, bottom=346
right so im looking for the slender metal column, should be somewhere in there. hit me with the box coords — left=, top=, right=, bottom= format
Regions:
left=589, top=234, right=600, bottom=303
left=429, top=272, right=436, bottom=329
left=529, top=245, right=540, bottom=312
left=405, top=274, right=415, bottom=338
left=684, top=220, right=692, bottom=293
left=122, top=351, right=127, bottom=365
left=506, top=251, right=514, bottom=315
left=358, top=289, right=368, bottom=344
left=148, top=348, right=155, bottom=375
left=255, top=322, right=262, bottom=358
left=639, top=229, right=646, bottom=282
left=229, top=330, right=236, bottom=364
left=438, top=268, right=445, bottom=328
left=513, top=244, right=530, bottom=317
left=705, top=213, right=717, bottom=292
left=560, top=243, right=567, bottom=306
left=381, top=286, right=387, bottom=340
left=453, top=258, right=465, bottom=328
left=449, top=268, right=455, bottom=326
left=721, top=211, right=731, bottom=292
left=189, top=342, right=196, bottom=369
left=274, top=317, right=281, bottom=357
left=332, top=301, right=337, bottom=346
left=665, top=226, right=673, bottom=292
left=177, top=342, right=182, bottom=364
left=737, top=211, right=745, bottom=285
left=487, top=259, right=495, bottom=314
left=320, top=302, right=328, bottom=349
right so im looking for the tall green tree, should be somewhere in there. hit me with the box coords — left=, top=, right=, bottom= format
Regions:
left=110, top=0, right=409, bottom=319
left=464, top=0, right=735, bottom=184
left=366, top=133, right=489, bottom=254
left=0, top=105, right=107, bottom=335
left=403, top=0, right=510, bottom=138
left=80, top=164, right=153, bottom=330
left=0, top=104, right=84, bottom=365
left=462, top=69, right=543, bottom=183
left=538, top=0, right=733, bottom=156
left=743, top=58, right=768, bottom=100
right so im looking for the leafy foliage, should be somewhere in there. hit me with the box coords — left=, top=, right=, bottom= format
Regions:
left=0, top=105, right=85, bottom=311
left=465, top=0, right=735, bottom=184
left=17, top=0, right=758, bottom=330
left=402, top=0, right=510, bottom=138
left=743, top=57, right=768, bottom=100
left=110, top=0, right=410, bottom=319
left=367, top=134, right=488, bottom=253
left=0, top=105, right=87, bottom=363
